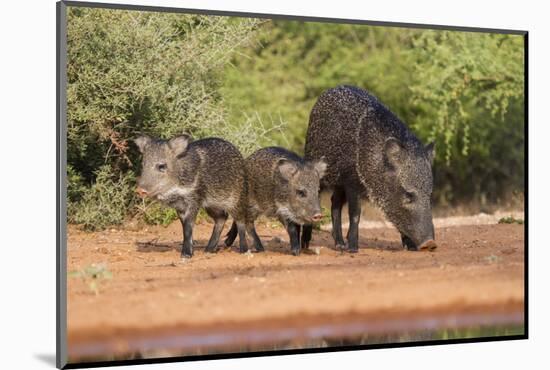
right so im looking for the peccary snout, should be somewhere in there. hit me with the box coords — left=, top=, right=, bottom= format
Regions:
left=419, top=239, right=437, bottom=251
left=401, top=216, right=436, bottom=251
left=415, top=218, right=436, bottom=250
left=311, top=212, right=323, bottom=223
left=135, top=186, right=148, bottom=198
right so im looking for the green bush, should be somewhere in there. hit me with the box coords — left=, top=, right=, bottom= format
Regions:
left=222, top=23, right=422, bottom=153
left=410, top=31, right=524, bottom=162
left=137, top=203, right=210, bottom=227
left=67, top=164, right=86, bottom=202
left=68, top=165, right=135, bottom=230
left=312, top=207, right=331, bottom=231
left=408, top=31, right=524, bottom=204
left=139, top=202, right=179, bottom=227
left=498, top=216, right=524, bottom=225
left=223, top=23, right=525, bottom=205
left=66, top=8, right=283, bottom=230
left=67, top=9, right=525, bottom=230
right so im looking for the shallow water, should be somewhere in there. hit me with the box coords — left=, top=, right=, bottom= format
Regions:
left=69, top=309, right=524, bottom=363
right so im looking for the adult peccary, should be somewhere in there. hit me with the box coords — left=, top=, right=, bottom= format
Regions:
left=134, top=135, right=249, bottom=257
left=224, top=147, right=327, bottom=255
left=303, top=85, right=436, bottom=252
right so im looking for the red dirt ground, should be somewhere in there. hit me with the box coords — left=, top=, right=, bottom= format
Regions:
left=66, top=220, right=524, bottom=358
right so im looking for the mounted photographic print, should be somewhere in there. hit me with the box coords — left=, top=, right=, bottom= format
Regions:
left=56, top=1, right=527, bottom=368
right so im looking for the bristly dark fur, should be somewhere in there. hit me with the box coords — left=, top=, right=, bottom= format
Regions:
left=304, top=85, right=435, bottom=251
left=135, top=136, right=249, bottom=257
left=225, top=146, right=326, bottom=256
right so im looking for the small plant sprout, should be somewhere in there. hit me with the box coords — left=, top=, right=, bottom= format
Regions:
left=68, top=263, right=113, bottom=295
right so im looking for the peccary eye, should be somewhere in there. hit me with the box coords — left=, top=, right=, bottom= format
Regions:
left=297, top=189, right=307, bottom=198
left=157, top=163, right=167, bottom=173
left=404, top=191, right=416, bottom=204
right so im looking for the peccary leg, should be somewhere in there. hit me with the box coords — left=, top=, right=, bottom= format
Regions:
left=236, top=222, right=249, bottom=253
left=287, top=222, right=302, bottom=256
left=247, top=223, right=265, bottom=252
left=224, top=221, right=238, bottom=247
left=204, top=208, right=228, bottom=253
left=401, top=233, right=417, bottom=251
left=331, top=187, right=346, bottom=249
left=178, top=208, right=198, bottom=258
left=345, top=186, right=361, bottom=253
left=301, top=224, right=313, bottom=249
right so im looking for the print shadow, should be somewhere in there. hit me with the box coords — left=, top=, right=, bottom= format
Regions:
left=135, top=229, right=404, bottom=255
left=136, top=238, right=209, bottom=253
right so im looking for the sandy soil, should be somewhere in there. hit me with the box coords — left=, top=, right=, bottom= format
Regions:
left=66, top=218, right=525, bottom=359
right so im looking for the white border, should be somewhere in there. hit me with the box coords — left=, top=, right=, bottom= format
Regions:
left=2, top=0, right=547, bottom=369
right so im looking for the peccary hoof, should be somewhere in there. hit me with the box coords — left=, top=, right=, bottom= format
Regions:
left=255, top=244, right=265, bottom=253
left=346, top=242, right=359, bottom=253
left=204, top=246, right=218, bottom=254
left=291, top=248, right=301, bottom=256
left=335, top=243, right=346, bottom=252
left=239, top=246, right=249, bottom=254
left=181, top=243, right=193, bottom=258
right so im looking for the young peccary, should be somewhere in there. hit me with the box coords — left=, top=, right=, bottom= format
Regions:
left=134, top=135, right=249, bottom=258
left=225, top=147, right=327, bottom=256
left=303, top=85, right=436, bottom=252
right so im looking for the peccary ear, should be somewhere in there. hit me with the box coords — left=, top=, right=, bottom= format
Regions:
left=134, top=135, right=151, bottom=153
left=384, top=137, right=402, bottom=169
left=313, top=158, right=328, bottom=179
left=278, top=159, right=298, bottom=180
left=168, top=134, right=191, bottom=157
left=425, top=142, right=435, bottom=164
